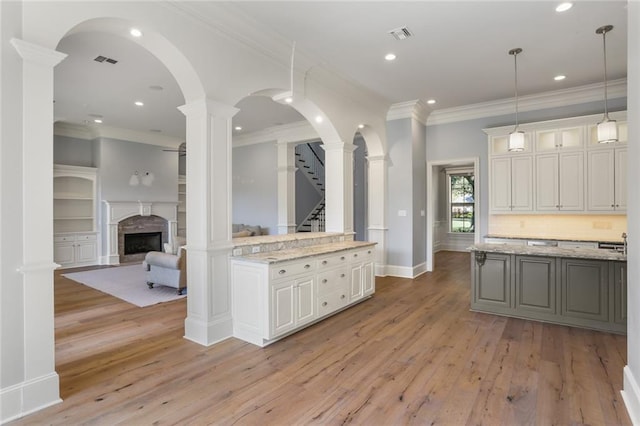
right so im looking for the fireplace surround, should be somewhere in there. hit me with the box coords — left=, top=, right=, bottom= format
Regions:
left=103, top=201, right=178, bottom=265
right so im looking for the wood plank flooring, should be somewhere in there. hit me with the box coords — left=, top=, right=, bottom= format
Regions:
left=12, top=251, right=630, bottom=425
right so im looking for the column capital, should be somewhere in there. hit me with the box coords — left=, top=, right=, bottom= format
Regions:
left=321, top=140, right=357, bottom=153
left=178, top=98, right=239, bottom=119
left=10, top=38, right=67, bottom=67
left=366, top=154, right=389, bottom=163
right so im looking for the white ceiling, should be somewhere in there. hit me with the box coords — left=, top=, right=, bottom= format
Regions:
left=53, top=1, right=628, bottom=142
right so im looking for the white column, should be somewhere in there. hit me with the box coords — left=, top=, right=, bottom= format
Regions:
left=367, top=155, right=388, bottom=276
left=276, top=140, right=296, bottom=234
left=9, top=38, right=66, bottom=418
left=322, top=141, right=356, bottom=235
left=178, top=98, right=238, bottom=346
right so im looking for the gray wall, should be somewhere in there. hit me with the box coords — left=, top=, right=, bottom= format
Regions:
left=54, top=135, right=95, bottom=167
left=425, top=97, right=628, bottom=241
left=232, top=142, right=278, bottom=234
left=412, top=119, right=427, bottom=265
left=386, top=118, right=416, bottom=267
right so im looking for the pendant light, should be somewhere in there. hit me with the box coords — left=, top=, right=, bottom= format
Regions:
left=508, top=48, right=524, bottom=152
left=595, top=25, right=618, bottom=143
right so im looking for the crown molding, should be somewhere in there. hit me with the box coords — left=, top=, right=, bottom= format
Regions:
left=427, top=78, right=627, bottom=126
left=482, top=110, right=627, bottom=136
left=233, top=120, right=319, bottom=147
left=54, top=121, right=183, bottom=148
left=386, top=100, right=431, bottom=125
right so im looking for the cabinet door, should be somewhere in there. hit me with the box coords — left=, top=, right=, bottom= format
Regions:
left=515, top=256, right=556, bottom=315
left=76, top=241, right=97, bottom=264
left=561, top=259, right=608, bottom=322
left=490, top=157, right=512, bottom=211
left=615, top=148, right=627, bottom=210
left=295, top=277, right=316, bottom=326
left=535, top=154, right=559, bottom=211
left=587, top=149, right=615, bottom=211
left=54, top=242, right=75, bottom=266
left=558, top=151, right=584, bottom=211
left=510, top=156, right=533, bottom=211
left=271, top=280, right=296, bottom=337
left=614, top=262, right=627, bottom=325
left=471, top=252, right=511, bottom=310
left=362, top=261, right=374, bottom=296
left=350, top=264, right=364, bottom=301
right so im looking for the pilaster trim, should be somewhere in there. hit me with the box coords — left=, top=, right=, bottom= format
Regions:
left=623, top=366, right=640, bottom=426
left=10, top=38, right=67, bottom=66
left=16, top=262, right=60, bottom=274
left=321, top=141, right=358, bottom=153
left=178, top=98, right=239, bottom=119
left=366, top=155, right=388, bottom=163
left=386, top=99, right=430, bottom=124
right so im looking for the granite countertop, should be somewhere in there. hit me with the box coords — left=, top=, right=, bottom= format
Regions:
left=232, top=232, right=343, bottom=247
left=469, top=243, right=626, bottom=261
left=232, top=241, right=376, bottom=264
left=484, top=235, right=624, bottom=244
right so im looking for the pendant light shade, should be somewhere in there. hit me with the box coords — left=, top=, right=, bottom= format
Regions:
left=508, top=48, right=524, bottom=152
left=596, top=25, right=617, bottom=143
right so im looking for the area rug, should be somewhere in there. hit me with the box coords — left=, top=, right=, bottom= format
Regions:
left=62, top=264, right=186, bottom=307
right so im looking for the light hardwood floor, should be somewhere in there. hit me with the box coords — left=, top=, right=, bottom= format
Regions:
left=13, top=251, right=630, bottom=425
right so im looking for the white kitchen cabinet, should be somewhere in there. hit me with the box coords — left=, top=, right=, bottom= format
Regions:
left=231, top=244, right=376, bottom=347
left=54, top=233, right=98, bottom=267
left=490, top=156, right=533, bottom=213
left=535, top=151, right=584, bottom=211
left=587, top=148, right=626, bottom=212
left=535, top=127, right=583, bottom=152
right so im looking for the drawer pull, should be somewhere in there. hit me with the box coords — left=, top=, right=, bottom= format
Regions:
left=322, top=279, right=328, bottom=283
left=279, top=269, right=286, bottom=275
left=341, top=294, right=346, bottom=299
left=304, top=264, right=311, bottom=269
left=341, top=256, right=345, bottom=260
left=354, top=253, right=358, bottom=257
left=322, top=301, right=328, bottom=307
left=340, top=274, right=345, bottom=278
left=368, top=250, right=371, bottom=254
left=322, top=260, right=328, bottom=265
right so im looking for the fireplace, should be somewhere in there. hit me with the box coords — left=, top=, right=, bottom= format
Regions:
left=124, top=232, right=162, bottom=255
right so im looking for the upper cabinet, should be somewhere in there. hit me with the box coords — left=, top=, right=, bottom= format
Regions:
left=485, top=111, right=626, bottom=215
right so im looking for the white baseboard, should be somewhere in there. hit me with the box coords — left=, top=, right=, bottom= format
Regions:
left=385, top=262, right=427, bottom=279
left=622, top=365, right=640, bottom=425
left=184, top=315, right=233, bottom=347
left=0, top=373, right=61, bottom=424
left=374, top=263, right=387, bottom=277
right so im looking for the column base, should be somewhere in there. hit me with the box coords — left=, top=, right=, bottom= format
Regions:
left=622, top=365, right=640, bottom=425
left=0, top=372, right=61, bottom=424
left=184, top=315, right=233, bottom=346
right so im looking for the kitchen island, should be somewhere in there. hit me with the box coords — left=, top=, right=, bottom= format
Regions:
left=468, top=243, right=626, bottom=334
left=231, top=236, right=376, bottom=347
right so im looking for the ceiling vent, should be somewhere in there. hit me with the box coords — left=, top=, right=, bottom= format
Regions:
left=94, top=55, right=118, bottom=64
left=388, top=26, right=413, bottom=40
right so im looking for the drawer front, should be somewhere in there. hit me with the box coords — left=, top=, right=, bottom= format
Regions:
left=54, top=235, right=74, bottom=243
left=76, top=233, right=97, bottom=241
left=317, top=290, right=348, bottom=317
left=318, top=253, right=349, bottom=270
left=271, top=260, right=316, bottom=280
left=350, top=247, right=374, bottom=262
left=317, top=267, right=349, bottom=296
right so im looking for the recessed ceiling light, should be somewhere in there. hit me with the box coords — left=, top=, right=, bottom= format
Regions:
left=315, top=116, right=324, bottom=123
left=554, top=75, right=566, bottom=81
left=358, top=124, right=365, bottom=129
left=285, top=97, right=293, bottom=103
left=94, top=119, right=103, bottom=124
left=427, top=99, right=436, bottom=105
left=385, top=53, right=397, bottom=61
left=149, top=85, right=164, bottom=91
left=130, top=28, right=143, bottom=37
left=234, top=126, right=242, bottom=131
left=134, top=101, right=144, bottom=106
left=555, top=2, right=573, bottom=12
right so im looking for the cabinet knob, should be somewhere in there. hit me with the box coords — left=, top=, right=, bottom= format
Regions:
left=322, top=260, right=327, bottom=265
left=340, top=256, right=345, bottom=260
left=341, top=295, right=346, bottom=299
left=322, top=302, right=328, bottom=307
left=340, top=273, right=345, bottom=278
left=611, top=204, right=615, bottom=208
left=368, top=250, right=371, bottom=254
left=322, top=279, right=328, bottom=283
left=354, top=253, right=358, bottom=257
left=279, top=269, right=286, bottom=275
left=616, top=204, right=620, bottom=207
left=304, top=264, right=311, bottom=269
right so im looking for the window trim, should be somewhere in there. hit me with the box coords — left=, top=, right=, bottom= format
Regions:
left=446, top=168, right=475, bottom=233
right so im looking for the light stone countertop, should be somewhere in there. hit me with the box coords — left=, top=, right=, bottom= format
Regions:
left=231, top=241, right=376, bottom=264
left=468, top=243, right=626, bottom=262
left=232, top=232, right=343, bottom=247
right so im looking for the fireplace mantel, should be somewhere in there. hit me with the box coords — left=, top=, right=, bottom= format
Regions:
left=103, top=200, right=178, bottom=265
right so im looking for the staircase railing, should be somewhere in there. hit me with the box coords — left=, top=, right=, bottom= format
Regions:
left=295, top=142, right=325, bottom=231
left=297, top=199, right=325, bottom=232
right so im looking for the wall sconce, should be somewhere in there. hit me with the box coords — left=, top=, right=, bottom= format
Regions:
left=129, top=171, right=154, bottom=187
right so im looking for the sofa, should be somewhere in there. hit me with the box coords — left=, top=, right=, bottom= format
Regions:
left=143, top=237, right=187, bottom=295
left=232, top=223, right=266, bottom=238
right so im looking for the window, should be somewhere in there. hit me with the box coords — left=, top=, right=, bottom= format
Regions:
left=448, top=169, right=474, bottom=233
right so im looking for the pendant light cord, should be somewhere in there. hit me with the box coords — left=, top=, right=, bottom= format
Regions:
left=602, top=30, right=609, bottom=119
left=514, top=51, right=519, bottom=130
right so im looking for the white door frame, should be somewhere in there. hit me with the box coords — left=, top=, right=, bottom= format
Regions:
left=426, top=157, right=480, bottom=271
